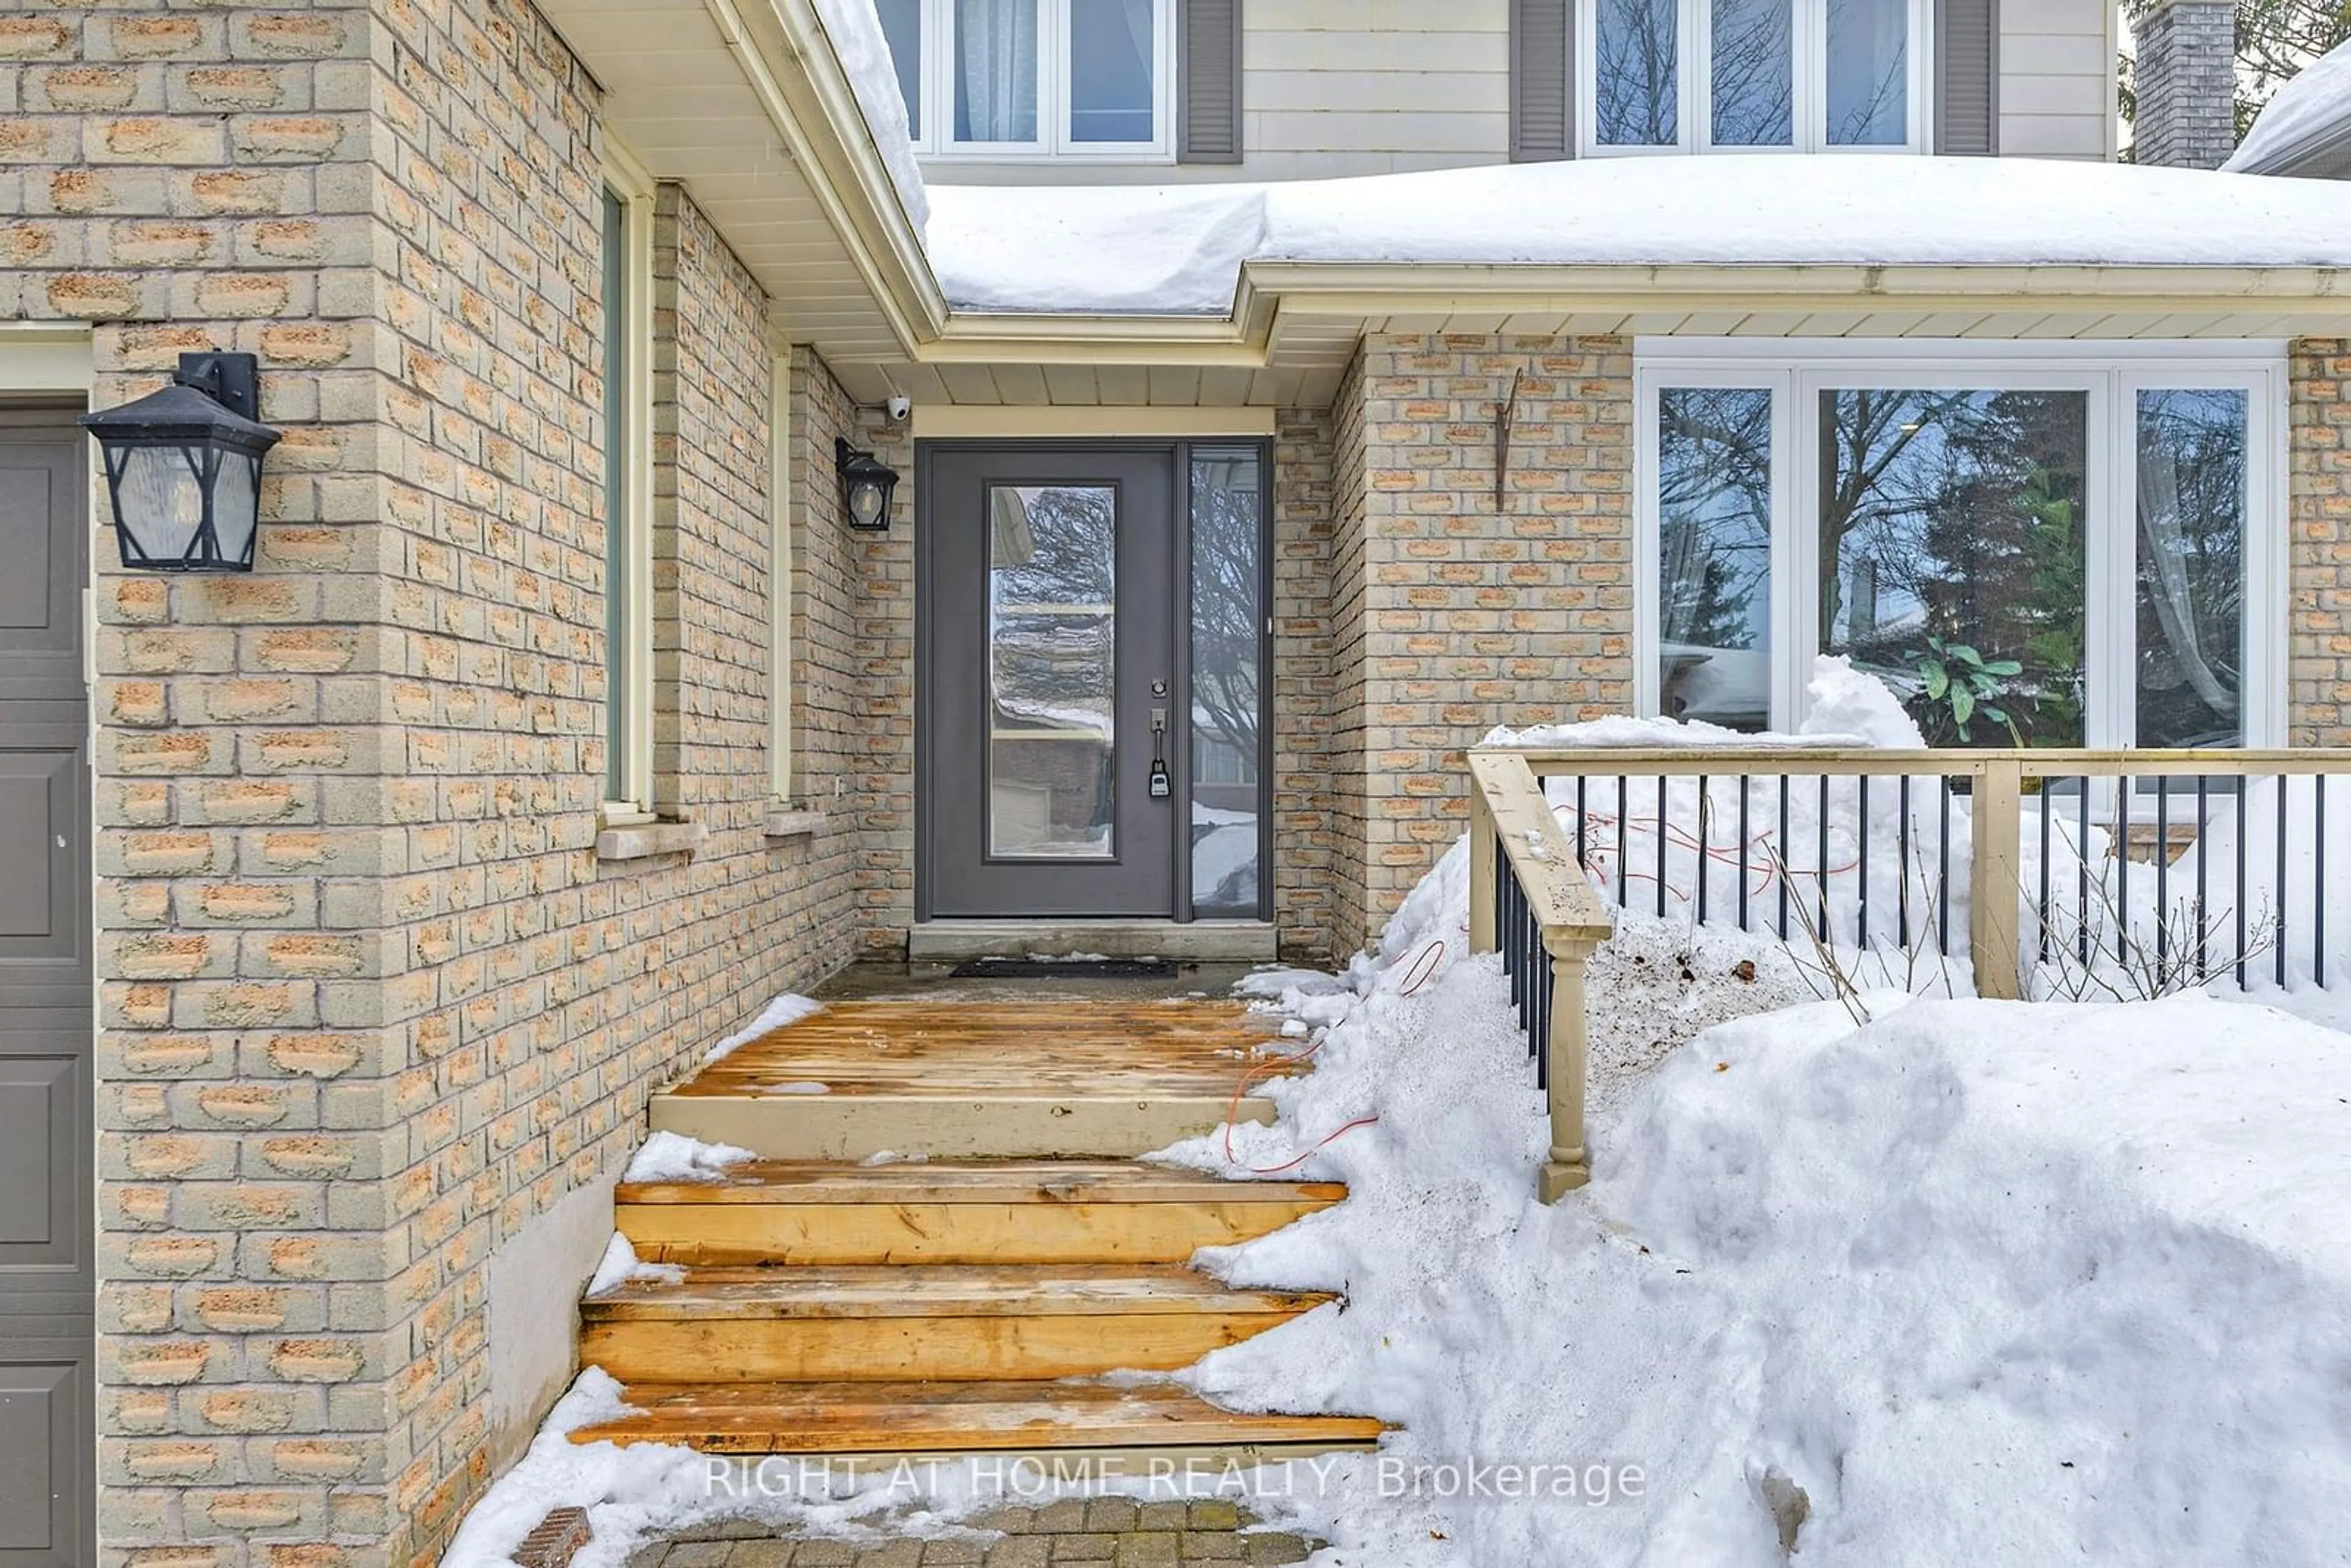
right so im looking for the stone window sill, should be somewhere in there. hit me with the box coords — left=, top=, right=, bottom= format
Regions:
left=595, top=819, right=706, bottom=862
left=763, top=807, right=826, bottom=839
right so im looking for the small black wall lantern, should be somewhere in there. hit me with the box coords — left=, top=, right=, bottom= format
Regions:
left=834, top=437, right=900, bottom=531
left=80, top=351, right=282, bottom=573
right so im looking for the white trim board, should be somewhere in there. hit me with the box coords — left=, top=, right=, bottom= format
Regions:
left=911, top=406, right=1275, bottom=439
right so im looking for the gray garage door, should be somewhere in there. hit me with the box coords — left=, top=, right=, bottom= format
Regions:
left=0, top=406, right=92, bottom=1567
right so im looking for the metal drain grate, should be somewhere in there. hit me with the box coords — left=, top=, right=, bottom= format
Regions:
left=950, top=958, right=1179, bottom=980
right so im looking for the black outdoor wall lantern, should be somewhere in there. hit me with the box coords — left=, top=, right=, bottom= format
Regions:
left=835, top=437, right=900, bottom=531
left=80, top=351, right=282, bottom=572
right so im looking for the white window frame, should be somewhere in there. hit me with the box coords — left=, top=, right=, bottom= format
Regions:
left=1578, top=0, right=1932, bottom=157
left=898, top=0, right=1176, bottom=163
left=768, top=352, right=794, bottom=803
left=1635, top=339, right=2287, bottom=749
left=601, top=144, right=657, bottom=823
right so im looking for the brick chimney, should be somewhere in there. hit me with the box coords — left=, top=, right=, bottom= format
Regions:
left=2135, top=0, right=2238, bottom=168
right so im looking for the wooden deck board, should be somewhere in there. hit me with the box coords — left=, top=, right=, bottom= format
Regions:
left=616, top=1159, right=1344, bottom=1206
left=580, top=1264, right=1335, bottom=1319
left=670, top=1000, right=1304, bottom=1101
left=570, top=1380, right=1386, bottom=1455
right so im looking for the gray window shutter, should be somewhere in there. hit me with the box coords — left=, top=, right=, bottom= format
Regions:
left=1512, top=0, right=1573, bottom=161
left=1179, top=0, right=1243, bottom=165
left=1935, top=0, right=1999, bottom=155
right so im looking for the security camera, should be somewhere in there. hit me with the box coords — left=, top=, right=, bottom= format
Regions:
left=885, top=393, right=912, bottom=422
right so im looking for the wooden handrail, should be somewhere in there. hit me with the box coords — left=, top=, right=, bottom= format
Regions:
left=1482, top=746, right=2351, bottom=779
left=1466, top=751, right=1614, bottom=1202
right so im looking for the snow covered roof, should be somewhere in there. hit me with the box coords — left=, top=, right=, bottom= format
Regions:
left=926, top=155, right=2351, bottom=317
left=2226, top=40, right=2351, bottom=179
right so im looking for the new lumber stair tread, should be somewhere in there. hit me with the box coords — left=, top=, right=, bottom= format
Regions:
left=580, top=1264, right=1338, bottom=1319
left=617, top=1158, right=1346, bottom=1204
left=570, top=1379, right=1387, bottom=1455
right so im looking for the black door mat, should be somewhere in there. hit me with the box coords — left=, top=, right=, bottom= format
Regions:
left=950, top=958, right=1180, bottom=980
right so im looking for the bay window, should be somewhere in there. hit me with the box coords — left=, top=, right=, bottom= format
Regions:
left=877, top=0, right=1172, bottom=161
left=1636, top=345, right=2284, bottom=750
left=1585, top=0, right=1925, bottom=154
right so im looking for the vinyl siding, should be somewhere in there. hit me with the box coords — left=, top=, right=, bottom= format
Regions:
left=926, top=0, right=1512, bottom=184
left=2000, top=0, right=2118, bottom=160
left=922, top=0, right=2113, bottom=184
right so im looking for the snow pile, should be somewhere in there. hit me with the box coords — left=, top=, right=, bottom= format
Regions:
left=704, top=992, right=823, bottom=1064
left=2227, top=38, right=2351, bottom=174
left=924, top=156, right=2351, bottom=315
left=624, top=1131, right=756, bottom=1184
left=585, top=1234, right=686, bottom=1296
left=1158, top=850, right=2351, bottom=1564
left=809, top=0, right=930, bottom=230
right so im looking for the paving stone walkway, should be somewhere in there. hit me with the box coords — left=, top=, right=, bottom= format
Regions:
left=629, top=1502, right=1320, bottom=1567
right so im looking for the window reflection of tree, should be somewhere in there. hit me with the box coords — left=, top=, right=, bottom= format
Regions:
left=1190, top=456, right=1261, bottom=780
left=1597, top=0, right=1680, bottom=143
left=2137, top=392, right=2246, bottom=748
left=1660, top=388, right=1773, bottom=657
left=1711, top=0, right=1793, bottom=144
left=1821, top=390, right=2089, bottom=746
left=990, top=486, right=1116, bottom=730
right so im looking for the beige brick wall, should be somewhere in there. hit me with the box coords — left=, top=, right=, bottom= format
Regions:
left=2290, top=339, right=2351, bottom=745
left=1325, top=334, right=1636, bottom=953
left=1272, top=410, right=1339, bottom=961
left=10, top=2, right=864, bottom=1565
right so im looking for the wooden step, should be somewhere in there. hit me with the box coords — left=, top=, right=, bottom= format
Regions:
left=617, top=1160, right=1347, bottom=1266
left=571, top=1379, right=1386, bottom=1461
left=652, top=1000, right=1306, bottom=1160
left=579, top=1265, right=1333, bottom=1383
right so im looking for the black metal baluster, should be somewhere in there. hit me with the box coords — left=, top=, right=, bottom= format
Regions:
left=2279, top=775, right=2290, bottom=989
left=1779, top=776, right=1792, bottom=941
left=1898, top=776, right=1912, bottom=949
left=2196, top=776, right=2210, bottom=981
left=1617, top=777, right=1629, bottom=909
left=2236, top=776, right=2248, bottom=989
left=2077, top=779, right=2091, bottom=966
left=1697, top=778, right=1711, bottom=928
left=2156, top=778, right=2171, bottom=975
left=1939, top=777, right=1953, bottom=957
left=1738, top=775, right=1751, bottom=934
left=1575, top=775, right=1589, bottom=869
left=2038, top=776, right=2053, bottom=966
left=1534, top=948, right=1551, bottom=1089
left=1817, top=775, right=1830, bottom=944
left=2116, top=782, right=2130, bottom=965
left=1858, top=775, right=1871, bottom=948
left=1656, top=775, right=1669, bottom=919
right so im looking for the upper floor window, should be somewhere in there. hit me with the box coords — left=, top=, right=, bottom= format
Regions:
left=877, top=0, right=1174, bottom=162
left=1581, top=0, right=1927, bottom=156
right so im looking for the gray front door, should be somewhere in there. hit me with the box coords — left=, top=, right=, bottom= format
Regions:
left=0, top=407, right=92, bottom=1567
left=923, top=447, right=1179, bottom=917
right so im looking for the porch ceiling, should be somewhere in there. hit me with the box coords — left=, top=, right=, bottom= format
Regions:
left=533, top=0, right=935, bottom=403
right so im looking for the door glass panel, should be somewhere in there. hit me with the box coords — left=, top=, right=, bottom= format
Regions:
left=1189, top=448, right=1262, bottom=917
left=1826, top=0, right=1908, bottom=146
left=1595, top=0, right=1680, bottom=146
left=1819, top=388, right=2088, bottom=748
left=1659, top=388, right=1773, bottom=729
left=989, top=484, right=1116, bottom=857
left=2137, top=389, right=2248, bottom=748
left=1711, top=0, right=1793, bottom=146
left=1071, top=0, right=1155, bottom=143
left=955, top=0, right=1040, bottom=143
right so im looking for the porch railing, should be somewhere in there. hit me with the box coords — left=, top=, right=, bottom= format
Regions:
left=1468, top=746, right=2351, bottom=1202
left=1464, top=751, right=1614, bottom=1201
